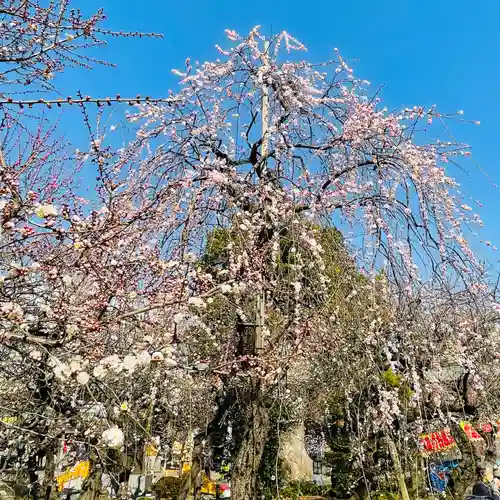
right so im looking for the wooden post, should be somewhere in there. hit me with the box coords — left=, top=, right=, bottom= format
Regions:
left=387, top=437, right=410, bottom=500
left=255, top=294, right=264, bottom=352
left=261, top=40, right=270, bottom=160
left=255, top=39, right=270, bottom=355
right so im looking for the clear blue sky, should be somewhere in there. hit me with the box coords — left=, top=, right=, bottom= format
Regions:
left=55, top=0, right=500, bottom=264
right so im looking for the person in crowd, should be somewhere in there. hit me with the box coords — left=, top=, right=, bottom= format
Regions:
left=471, top=465, right=499, bottom=499
left=491, top=468, right=500, bottom=497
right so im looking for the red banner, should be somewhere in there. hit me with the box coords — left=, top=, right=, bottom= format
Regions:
left=418, top=429, right=457, bottom=455
left=460, top=421, right=483, bottom=442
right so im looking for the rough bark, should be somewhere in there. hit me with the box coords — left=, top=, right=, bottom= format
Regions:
left=80, top=453, right=103, bottom=500
left=42, top=444, right=55, bottom=500
left=79, top=469, right=103, bottom=500
left=26, top=454, right=40, bottom=500
left=231, top=388, right=270, bottom=500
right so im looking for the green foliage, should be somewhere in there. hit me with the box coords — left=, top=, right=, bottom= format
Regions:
left=199, top=224, right=399, bottom=498
left=203, top=228, right=231, bottom=269
left=370, top=491, right=400, bottom=500
left=381, top=368, right=401, bottom=388
left=151, top=476, right=181, bottom=500
left=258, top=403, right=293, bottom=499
left=279, top=480, right=330, bottom=498
left=381, top=368, right=414, bottom=404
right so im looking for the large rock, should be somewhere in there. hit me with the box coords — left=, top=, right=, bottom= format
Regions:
left=279, top=422, right=313, bottom=481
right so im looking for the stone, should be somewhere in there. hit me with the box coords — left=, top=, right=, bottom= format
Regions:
left=279, top=422, right=313, bottom=481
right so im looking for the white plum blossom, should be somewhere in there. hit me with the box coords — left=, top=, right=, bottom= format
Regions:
left=137, top=350, right=151, bottom=365
left=123, top=355, right=138, bottom=372
left=53, top=361, right=71, bottom=380
left=101, top=355, right=121, bottom=372
left=93, top=365, right=107, bottom=379
left=76, top=371, right=90, bottom=385
left=188, top=297, right=205, bottom=308
left=34, top=204, right=57, bottom=218
left=0, top=22, right=493, bottom=491
left=102, top=427, right=124, bottom=448
left=173, top=312, right=185, bottom=324
left=69, top=360, right=82, bottom=373
left=62, top=275, right=72, bottom=286
left=165, top=357, right=177, bottom=368
left=1, top=302, right=23, bottom=320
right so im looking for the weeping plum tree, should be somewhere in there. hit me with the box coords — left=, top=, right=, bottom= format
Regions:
left=0, top=9, right=493, bottom=500
left=117, top=28, right=486, bottom=498
left=197, top=223, right=390, bottom=497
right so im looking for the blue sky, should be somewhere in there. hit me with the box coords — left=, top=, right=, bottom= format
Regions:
left=55, top=0, right=500, bottom=264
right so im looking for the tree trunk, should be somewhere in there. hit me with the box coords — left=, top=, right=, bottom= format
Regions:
left=42, top=444, right=55, bottom=500
left=231, top=389, right=270, bottom=500
left=80, top=468, right=103, bottom=500
left=27, top=454, right=40, bottom=500
left=80, top=453, right=103, bottom=500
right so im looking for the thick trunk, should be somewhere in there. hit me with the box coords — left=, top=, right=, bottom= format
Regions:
left=231, top=391, right=270, bottom=500
left=80, top=453, right=102, bottom=500
left=80, top=468, right=103, bottom=500
left=42, top=444, right=55, bottom=500
left=26, top=454, right=40, bottom=500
